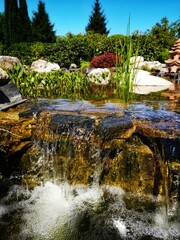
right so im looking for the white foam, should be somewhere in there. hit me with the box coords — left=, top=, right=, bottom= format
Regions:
left=114, top=219, right=127, bottom=237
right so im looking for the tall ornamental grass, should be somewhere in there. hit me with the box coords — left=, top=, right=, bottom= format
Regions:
left=114, top=17, right=138, bottom=103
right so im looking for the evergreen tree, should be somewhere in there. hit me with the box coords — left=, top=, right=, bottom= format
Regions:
left=4, top=0, right=19, bottom=45
left=19, top=0, right=32, bottom=42
left=0, top=13, right=5, bottom=43
left=85, top=0, right=109, bottom=35
left=31, top=1, right=56, bottom=43
left=4, top=0, right=31, bottom=44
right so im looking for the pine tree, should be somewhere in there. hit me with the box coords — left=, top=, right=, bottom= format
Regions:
left=31, top=1, right=56, bottom=43
left=85, top=0, right=109, bottom=35
left=0, top=13, right=5, bottom=43
left=4, top=0, right=10, bottom=45
left=19, top=0, right=32, bottom=42
left=4, top=0, right=20, bottom=44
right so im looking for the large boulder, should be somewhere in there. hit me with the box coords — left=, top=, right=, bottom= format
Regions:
left=88, top=68, right=111, bottom=85
left=130, top=56, right=167, bottom=72
left=139, top=61, right=167, bottom=72
left=0, top=56, right=22, bottom=70
left=132, top=70, right=173, bottom=94
left=134, top=70, right=173, bottom=86
left=130, top=56, right=144, bottom=68
left=31, top=59, right=60, bottom=72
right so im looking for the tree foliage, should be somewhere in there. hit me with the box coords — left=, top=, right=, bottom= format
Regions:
left=131, top=17, right=180, bottom=62
left=0, top=13, right=5, bottom=43
left=19, top=0, right=32, bottom=42
left=4, top=0, right=19, bottom=45
left=86, top=0, right=109, bottom=36
left=4, top=0, right=32, bottom=45
left=31, top=1, right=56, bottom=43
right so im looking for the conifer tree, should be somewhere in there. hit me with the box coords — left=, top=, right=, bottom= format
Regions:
left=0, top=13, right=5, bottom=43
left=4, top=0, right=19, bottom=45
left=85, top=0, right=109, bottom=35
left=4, top=0, right=32, bottom=44
left=31, top=1, right=56, bottom=42
left=19, top=0, right=32, bottom=42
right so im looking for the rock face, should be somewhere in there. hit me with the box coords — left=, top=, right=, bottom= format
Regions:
left=31, top=59, right=60, bottom=72
left=0, top=106, right=179, bottom=199
left=88, top=68, right=111, bottom=85
left=0, top=56, right=22, bottom=70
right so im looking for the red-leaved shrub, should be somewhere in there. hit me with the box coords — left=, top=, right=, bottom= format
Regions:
left=90, top=52, right=121, bottom=68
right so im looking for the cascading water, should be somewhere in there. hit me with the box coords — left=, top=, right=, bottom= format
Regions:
left=0, top=99, right=180, bottom=240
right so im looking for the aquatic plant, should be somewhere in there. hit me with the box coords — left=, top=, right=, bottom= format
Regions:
left=8, top=65, right=90, bottom=100
left=114, top=17, right=138, bottom=103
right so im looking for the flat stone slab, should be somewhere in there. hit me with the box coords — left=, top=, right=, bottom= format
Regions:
left=0, top=99, right=27, bottom=111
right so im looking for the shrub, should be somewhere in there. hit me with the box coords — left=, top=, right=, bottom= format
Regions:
left=90, top=52, right=121, bottom=68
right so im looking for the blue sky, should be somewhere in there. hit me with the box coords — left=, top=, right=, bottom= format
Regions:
left=0, top=0, right=179, bottom=36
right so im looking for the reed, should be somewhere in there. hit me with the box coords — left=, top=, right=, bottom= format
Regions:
left=114, top=16, right=137, bottom=103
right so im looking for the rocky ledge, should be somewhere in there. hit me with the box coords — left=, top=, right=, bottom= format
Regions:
left=0, top=104, right=179, bottom=199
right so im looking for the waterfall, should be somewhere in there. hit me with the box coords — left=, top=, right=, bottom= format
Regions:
left=0, top=99, right=180, bottom=240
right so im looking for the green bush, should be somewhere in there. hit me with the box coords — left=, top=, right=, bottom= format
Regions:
left=1, top=31, right=176, bottom=68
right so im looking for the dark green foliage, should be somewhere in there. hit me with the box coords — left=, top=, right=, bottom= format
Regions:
left=31, top=1, right=56, bottom=43
left=86, top=0, right=109, bottom=36
left=1, top=17, right=179, bottom=67
left=0, top=13, right=5, bottom=43
left=19, top=0, right=32, bottom=42
left=170, top=19, right=180, bottom=38
left=4, top=0, right=19, bottom=45
left=131, top=17, right=179, bottom=62
left=4, top=0, right=32, bottom=44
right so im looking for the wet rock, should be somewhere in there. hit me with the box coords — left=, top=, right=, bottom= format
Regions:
left=19, top=107, right=41, bottom=119
left=98, top=115, right=134, bottom=140
left=0, top=107, right=179, bottom=197
left=0, top=178, right=13, bottom=197
left=49, top=114, right=95, bottom=133
left=100, top=135, right=155, bottom=193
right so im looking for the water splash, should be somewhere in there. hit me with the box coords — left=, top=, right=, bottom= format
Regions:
left=0, top=182, right=179, bottom=240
